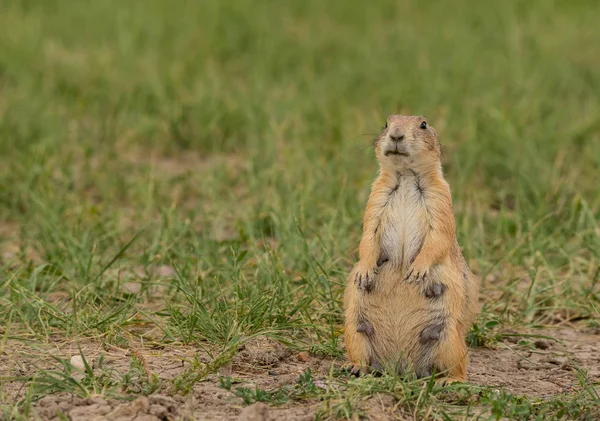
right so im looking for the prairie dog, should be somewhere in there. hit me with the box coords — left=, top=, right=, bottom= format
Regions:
left=343, top=115, right=480, bottom=382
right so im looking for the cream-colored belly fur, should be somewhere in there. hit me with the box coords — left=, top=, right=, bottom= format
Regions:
left=380, top=174, right=428, bottom=270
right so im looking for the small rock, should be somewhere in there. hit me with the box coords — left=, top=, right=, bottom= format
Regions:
left=238, top=402, right=269, bottom=421
left=296, top=352, right=310, bottom=362
left=70, top=355, right=86, bottom=371
left=534, top=340, right=550, bottom=350
left=268, top=370, right=279, bottom=376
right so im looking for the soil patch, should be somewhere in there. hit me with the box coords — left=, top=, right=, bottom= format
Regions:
left=1, top=327, right=598, bottom=420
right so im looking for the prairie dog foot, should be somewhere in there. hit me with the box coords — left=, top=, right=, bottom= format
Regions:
left=435, top=377, right=465, bottom=386
left=346, top=364, right=384, bottom=377
left=346, top=364, right=366, bottom=377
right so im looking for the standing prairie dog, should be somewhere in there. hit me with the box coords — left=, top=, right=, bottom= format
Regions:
left=344, top=115, right=480, bottom=383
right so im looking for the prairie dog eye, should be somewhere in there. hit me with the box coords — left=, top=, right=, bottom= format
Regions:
left=420, top=121, right=427, bottom=129
left=384, top=121, right=388, bottom=129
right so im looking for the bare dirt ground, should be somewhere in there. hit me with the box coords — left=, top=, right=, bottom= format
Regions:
left=1, top=326, right=599, bottom=420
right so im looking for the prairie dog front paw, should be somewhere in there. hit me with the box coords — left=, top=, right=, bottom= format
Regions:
left=404, top=258, right=430, bottom=284
left=354, top=264, right=377, bottom=292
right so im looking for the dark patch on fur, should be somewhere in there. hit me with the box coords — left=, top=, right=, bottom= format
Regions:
left=356, top=316, right=375, bottom=339
left=384, top=183, right=400, bottom=207
left=420, top=321, right=445, bottom=343
left=369, top=360, right=384, bottom=376
left=416, top=365, right=440, bottom=379
left=415, top=176, right=424, bottom=195
left=408, top=169, right=425, bottom=196
left=412, top=311, right=446, bottom=378
left=425, top=283, right=446, bottom=298
left=377, top=250, right=389, bottom=267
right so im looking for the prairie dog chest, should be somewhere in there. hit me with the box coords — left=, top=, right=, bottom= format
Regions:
left=380, top=173, right=428, bottom=267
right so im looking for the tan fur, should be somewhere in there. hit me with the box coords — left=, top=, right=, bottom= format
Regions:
left=344, top=115, right=480, bottom=383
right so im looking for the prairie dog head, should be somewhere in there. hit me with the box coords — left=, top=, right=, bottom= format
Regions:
left=375, top=115, right=441, bottom=171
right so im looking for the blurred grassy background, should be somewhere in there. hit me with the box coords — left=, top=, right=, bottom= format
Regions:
left=1, top=0, right=599, bottom=417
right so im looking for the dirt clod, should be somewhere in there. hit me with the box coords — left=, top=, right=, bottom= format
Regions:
left=234, top=336, right=291, bottom=368
left=296, top=352, right=310, bottom=362
left=148, top=394, right=180, bottom=419
left=534, top=340, right=550, bottom=350
left=238, top=402, right=269, bottom=421
left=69, top=401, right=112, bottom=421
left=107, top=396, right=150, bottom=419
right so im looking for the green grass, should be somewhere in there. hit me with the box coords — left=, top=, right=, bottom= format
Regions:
left=1, top=0, right=599, bottom=419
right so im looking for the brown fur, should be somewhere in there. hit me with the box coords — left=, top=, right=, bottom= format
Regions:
left=344, top=115, right=480, bottom=383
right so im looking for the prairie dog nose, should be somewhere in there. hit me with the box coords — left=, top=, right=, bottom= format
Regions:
left=389, top=127, right=405, bottom=142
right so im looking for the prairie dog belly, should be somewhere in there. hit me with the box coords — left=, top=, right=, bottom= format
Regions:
left=360, top=263, right=459, bottom=371
left=380, top=174, right=428, bottom=270
left=361, top=174, right=451, bottom=372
